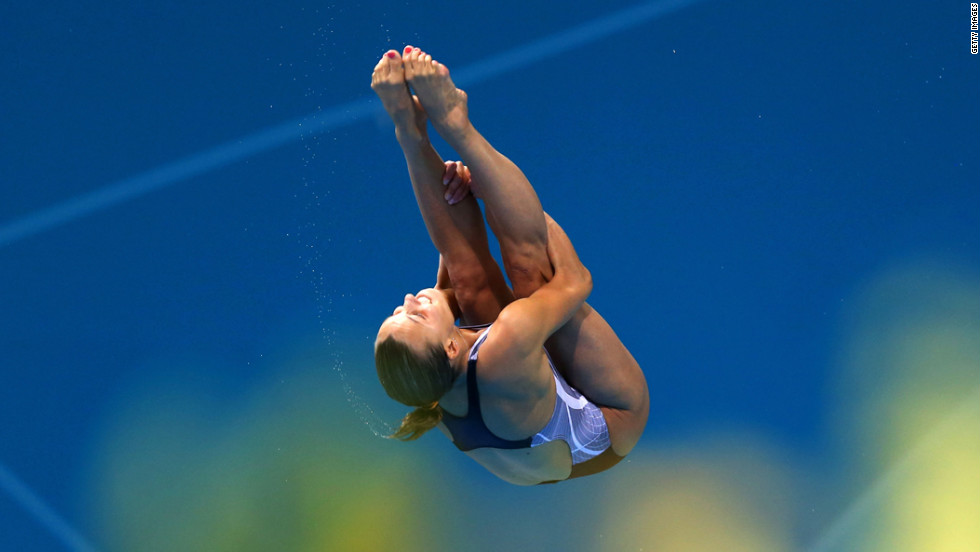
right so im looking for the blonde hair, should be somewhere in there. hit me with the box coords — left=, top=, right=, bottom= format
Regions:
left=390, top=402, right=443, bottom=441
left=374, top=335, right=454, bottom=440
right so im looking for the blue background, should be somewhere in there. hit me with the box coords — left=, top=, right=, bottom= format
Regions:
left=2, top=1, right=978, bottom=550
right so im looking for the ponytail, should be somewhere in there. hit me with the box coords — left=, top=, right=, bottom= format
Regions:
left=375, top=335, right=455, bottom=441
left=390, top=402, right=443, bottom=441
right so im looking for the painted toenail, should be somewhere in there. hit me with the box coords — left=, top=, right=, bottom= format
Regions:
left=404, top=46, right=412, bottom=53
left=386, top=51, right=397, bottom=58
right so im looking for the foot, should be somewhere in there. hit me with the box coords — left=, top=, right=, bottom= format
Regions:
left=371, top=50, right=427, bottom=139
left=402, top=46, right=470, bottom=137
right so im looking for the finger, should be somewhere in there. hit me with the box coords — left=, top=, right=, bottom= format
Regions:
left=442, top=161, right=458, bottom=185
left=444, top=164, right=462, bottom=200
left=450, top=186, right=469, bottom=205
left=442, top=162, right=454, bottom=185
left=445, top=177, right=462, bottom=203
left=448, top=178, right=464, bottom=203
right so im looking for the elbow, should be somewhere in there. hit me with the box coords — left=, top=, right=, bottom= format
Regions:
left=581, top=268, right=593, bottom=300
left=552, top=263, right=592, bottom=302
left=569, top=267, right=592, bottom=303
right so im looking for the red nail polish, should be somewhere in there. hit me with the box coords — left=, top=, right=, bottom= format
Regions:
left=404, top=46, right=413, bottom=53
left=386, top=51, right=397, bottom=58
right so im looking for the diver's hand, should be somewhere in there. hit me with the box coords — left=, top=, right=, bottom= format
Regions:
left=442, top=160, right=474, bottom=205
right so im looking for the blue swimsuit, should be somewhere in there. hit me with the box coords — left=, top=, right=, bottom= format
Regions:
left=440, top=324, right=612, bottom=465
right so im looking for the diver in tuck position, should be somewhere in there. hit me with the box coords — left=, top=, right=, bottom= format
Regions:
left=371, top=46, right=648, bottom=485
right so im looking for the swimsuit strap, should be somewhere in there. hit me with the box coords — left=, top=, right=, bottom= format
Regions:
left=440, top=324, right=532, bottom=451
left=464, top=328, right=490, bottom=419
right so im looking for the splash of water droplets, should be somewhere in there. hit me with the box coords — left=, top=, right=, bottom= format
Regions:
left=298, top=173, right=393, bottom=438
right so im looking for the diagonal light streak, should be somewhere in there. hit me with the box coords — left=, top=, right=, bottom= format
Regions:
left=0, top=462, right=99, bottom=552
left=451, top=0, right=701, bottom=86
left=804, top=387, right=980, bottom=552
left=0, top=101, right=374, bottom=249
left=0, top=0, right=703, bottom=249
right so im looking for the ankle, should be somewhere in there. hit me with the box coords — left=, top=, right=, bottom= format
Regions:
left=434, top=118, right=476, bottom=149
left=395, top=126, right=429, bottom=149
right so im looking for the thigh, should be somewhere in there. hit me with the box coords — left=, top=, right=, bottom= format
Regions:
left=484, top=208, right=553, bottom=300
left=545, top=302, right=649, bottom=456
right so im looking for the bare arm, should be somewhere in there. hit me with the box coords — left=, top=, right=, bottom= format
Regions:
left=491, top=217, right=591, bottom=357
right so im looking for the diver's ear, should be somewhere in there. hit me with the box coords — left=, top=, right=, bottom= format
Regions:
left=445, top=334, right=460, bottom=360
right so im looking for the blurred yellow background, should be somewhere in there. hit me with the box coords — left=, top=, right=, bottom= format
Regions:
left=84, top=261, right=979, bottom=551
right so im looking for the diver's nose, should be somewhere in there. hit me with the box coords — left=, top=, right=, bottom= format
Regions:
left=404, top=293, right=418, bottom=306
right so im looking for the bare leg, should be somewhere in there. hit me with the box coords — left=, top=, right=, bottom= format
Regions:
left=372, top=51, right=511, bottom=323
left=403, top=46, right=553, bottom=296
left=404, top=46, right=648, bottom=456
left=544, top=301, right=650, bottom=456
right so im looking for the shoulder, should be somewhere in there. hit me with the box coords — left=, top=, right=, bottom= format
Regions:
left=475, top=315, right=550, bottom=397
left=485, top=294, right=558, bottom=355
left=484, top=305, right=537, bottom=358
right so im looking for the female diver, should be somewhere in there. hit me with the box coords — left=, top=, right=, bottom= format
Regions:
left=372, top=46, right=649, bottom=485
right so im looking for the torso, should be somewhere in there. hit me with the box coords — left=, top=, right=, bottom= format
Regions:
left=436, top=324, right=572, bottom=485
left=437, top=433, right=572, bottom=485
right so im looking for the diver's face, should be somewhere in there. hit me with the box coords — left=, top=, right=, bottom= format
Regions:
left=376, top=288, right=455, bottom=354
